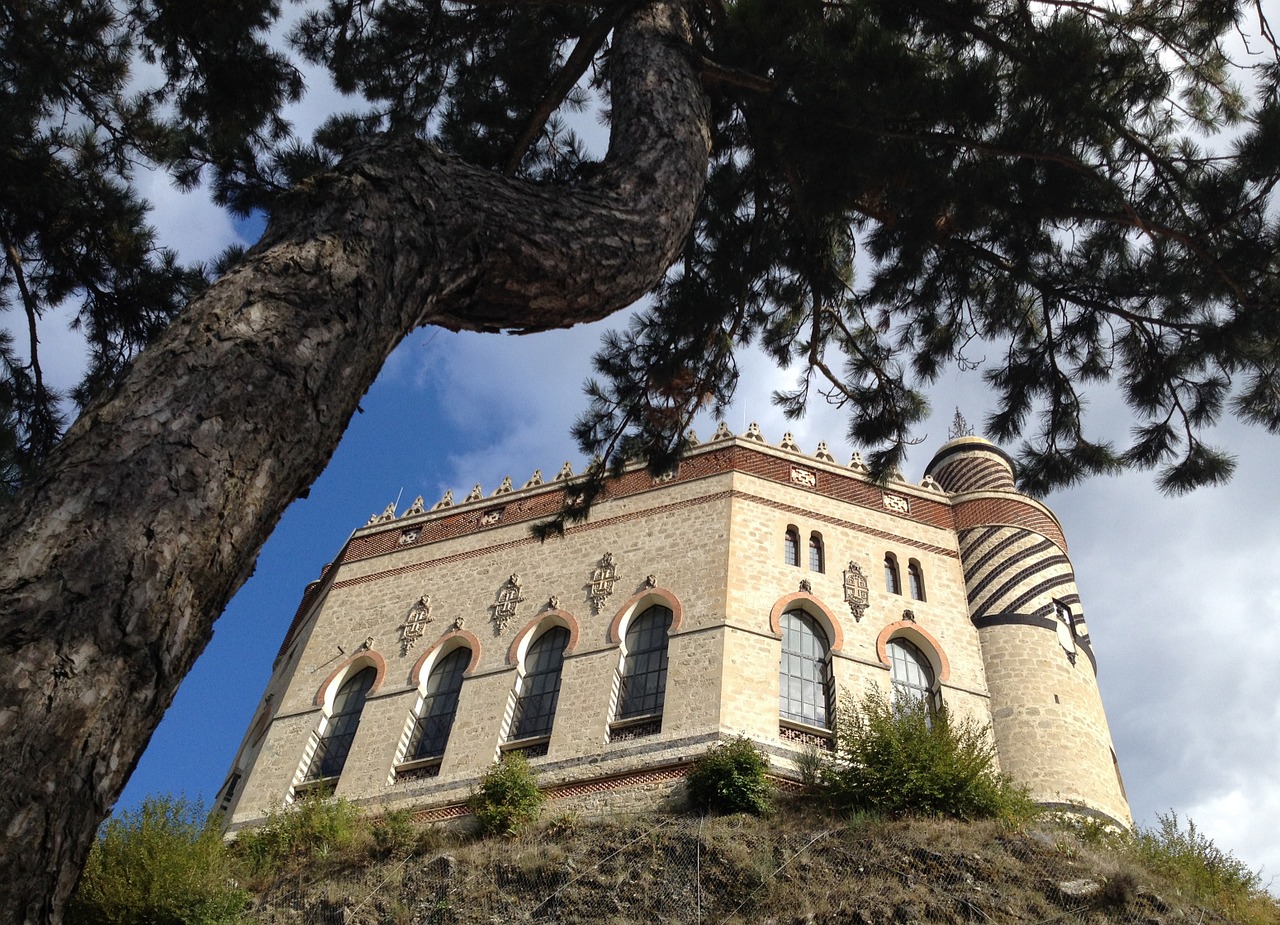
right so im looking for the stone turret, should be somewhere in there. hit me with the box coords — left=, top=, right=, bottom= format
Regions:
left=925, top=437, right=1130, bottom=825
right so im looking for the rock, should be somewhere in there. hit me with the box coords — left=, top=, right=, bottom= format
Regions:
left=1057, top=878, right=1102, bottom=901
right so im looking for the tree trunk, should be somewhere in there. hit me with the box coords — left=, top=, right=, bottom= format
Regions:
left=0, top=2, right=709, bottom=921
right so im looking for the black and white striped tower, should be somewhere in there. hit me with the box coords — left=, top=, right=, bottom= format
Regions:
left=926, top=437, right=1132, bottom=826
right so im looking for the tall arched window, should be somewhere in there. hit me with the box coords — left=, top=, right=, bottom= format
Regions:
left=308, top=665, right=376, bottom=780
left=779, top=610, right=833, bottom=729
left=784, top=527, right=800, bottom=567
left=808, top=533, right=825, bottom=573
left=907, top=561, right=925, bottom=601
left=511, top=626, right=570, bottom=741
left=884, top=554, right=902, bottom=595
left=888, top=638, right=938, bottom=712
left=407, top=647, right=469, bottom=762
left=615, top=605, right=673, bottom=724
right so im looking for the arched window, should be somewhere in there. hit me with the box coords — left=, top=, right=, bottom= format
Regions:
left=888, top=638, right=938, bottom=712
left=779, top=610, right=833, bottom=729
left=808, top=533, right=825, bottom=573
left=407, top=647, right=469, bottom=762
left=907, top=561, right=925, bottom=601
left=784, top=527, right=800, bottom=567
left=884, top=554, right=902, bottom=595
left=308, top=665, right=376, bottom=780
left=616, top=605, right=673, bottom=723
left=511, top=626, right=570, bottom=741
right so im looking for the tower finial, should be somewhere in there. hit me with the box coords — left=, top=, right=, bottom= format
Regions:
left=948, top=407, right=974, bottom=440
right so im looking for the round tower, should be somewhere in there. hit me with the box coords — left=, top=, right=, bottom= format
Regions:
left=926, top=437, right=1131, bottom=826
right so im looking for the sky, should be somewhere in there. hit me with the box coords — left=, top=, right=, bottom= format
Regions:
left=20, top=2, right=1280, bottom=888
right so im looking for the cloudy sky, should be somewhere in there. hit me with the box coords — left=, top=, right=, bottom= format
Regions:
left=25, top=1, right=1278, bottom=886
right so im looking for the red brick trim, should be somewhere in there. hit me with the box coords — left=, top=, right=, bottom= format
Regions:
left=952, top=495, right=1067, bottom=554
left=313, top=650, right=387, bottom=707
left=607, top=587, right=684, bottom=645
left=506, top=610, right=581, bottom=666
left=769, top=592, right=845, bottom=653
left=874, top=622, right=951, bottom=683
left=409, top=629, right=483, bottom=686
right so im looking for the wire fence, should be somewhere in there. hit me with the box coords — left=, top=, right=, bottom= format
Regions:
left=243, top=813, right=1214, bottom=925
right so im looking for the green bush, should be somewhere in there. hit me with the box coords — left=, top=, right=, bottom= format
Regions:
left=233, top=792, right=360, bottom=875
left=821, top=690, right=1036, bottom=823
left=685, top=736, right=773, bottom=815
left=371, top=807, right=419, bottom=858
left=468, top=753, right=545, bottom=836
left=67, top=795, right=248, bottom=925
left=1129, top=812, right=1278, bottom=923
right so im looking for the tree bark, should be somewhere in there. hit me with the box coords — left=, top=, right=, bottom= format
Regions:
left=0, top=2, right=709, bottom=921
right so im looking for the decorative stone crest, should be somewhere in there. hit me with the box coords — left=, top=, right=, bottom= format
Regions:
left=685, top=429, right=699, bottom=447
left=479, top=508, right=503, bottom=526
left=644, top=574, right=657, bottom=589
left=464, top=484, right=484, bottom=503
left=491, top=575, right=526, bottom=632
left=589, top=552, right=621, bottom=614
left=744, top=421, right=765, bottom=442
left=492, top=476, right=514, bottom=495
left=919, top=475, right=943, bottom=493
left=779, top=432, right=800, bottom=452
left=452, top=613, right=465, bottom=631
left=522, top=470, right=544, bottom=488
left=843, top=561, right=869, bottom=622
left=652, top=466, right=677, bottom=485
left=799, top=578, right=812, bottom=593
left=849, top=453, right=869, bottom=473
left=712, top=421, right=734, bottom=441
left=376, top=502, right=397, bottom=523
left=548, top=595, right=560, bottom=610
left=404, top=496, right=426, bottom=516
left=400, top=595, right=433, bottom=654
left=790, top=466, right=817, bottom=489
left=554, top=461, right=575, bottom=481
left=814, top=442, right=836, bottom=462
left=902, top=608, right=916, bottom=623
left=882, top=493, right=910, bottom=514
left=431, top=490, right=454, bottom=510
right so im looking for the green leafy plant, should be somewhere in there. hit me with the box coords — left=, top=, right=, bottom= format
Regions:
left=233, top=792, right=360, bottom=875
left=372, top=807, right=419, bottom=858
left=685, top=736, right=773, bottom=816
left=1128, top=812, right=1277, bottom=923
left=67, top=795, right=248, bottom=925
left=822, top=690, right=1036, bottom=823
left=468, top=753, right=545, bottom=837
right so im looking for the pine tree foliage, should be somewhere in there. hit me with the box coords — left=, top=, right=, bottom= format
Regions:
left=5, top=0, right=1280, bottom=505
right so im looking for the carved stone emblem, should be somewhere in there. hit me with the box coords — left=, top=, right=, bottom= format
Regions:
left=652, top=466, right=678, bottom=485
left=491, top=575, right=526, bottom=632
left=902, top=608, right=916, bottom=623
left=589, top=552, right=621, bottom=614
left=843, top=561, right=869, bottom=622
left=883, top=493, right=910, bottom=514
left=479, top=508, right=503, bottom=526
left=644, top=574, right=657, bottom=589
left=399, top=527, right=421, bottom=546
left=548, top=595, right=560, bottom=610
left=790, top=466, right=817, bottom=489
left=799, top=578, right=812, bottom=593
left=400, top=595, right=433, bottom=654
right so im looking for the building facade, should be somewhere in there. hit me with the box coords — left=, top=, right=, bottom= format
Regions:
left=218, top=426, right=1131, bottom=830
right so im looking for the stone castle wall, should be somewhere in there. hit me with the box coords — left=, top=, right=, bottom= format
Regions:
left=220, top=429, right=1132, bottom=831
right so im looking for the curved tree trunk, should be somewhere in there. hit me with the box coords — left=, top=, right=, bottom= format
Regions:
left=0, top=3, right=709, bottom=921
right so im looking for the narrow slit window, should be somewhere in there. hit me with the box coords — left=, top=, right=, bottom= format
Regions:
left=784, top=527, right=800, bottom=567
left=808, top=533, right=824, bottom=573
left=884, top=554, right=902, bottom=595
left=907, top=562, right=925, bottom=601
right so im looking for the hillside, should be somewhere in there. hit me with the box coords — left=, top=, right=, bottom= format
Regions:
left=241, top=810, right=1278, bottom=925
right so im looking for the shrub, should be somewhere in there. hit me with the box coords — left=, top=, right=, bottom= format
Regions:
left=67, top=795, right=248, bottom=925
left=468, top=753, right=545, bottom=836
left=821, top=690, right=1036, bottom=823
left=1129, top=812, right=1278, bottom=923
left=233, top=792, right=360, bottom=875
left=685, top=736, right=772, bottom=815
left=372, top=807, right=419, bottom=858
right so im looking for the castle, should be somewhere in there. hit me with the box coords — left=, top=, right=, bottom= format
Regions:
left=217, top=426, right=1132, bottom=830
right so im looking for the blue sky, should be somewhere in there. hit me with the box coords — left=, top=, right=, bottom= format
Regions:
left=44, top=4, right=1280, bottom=885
